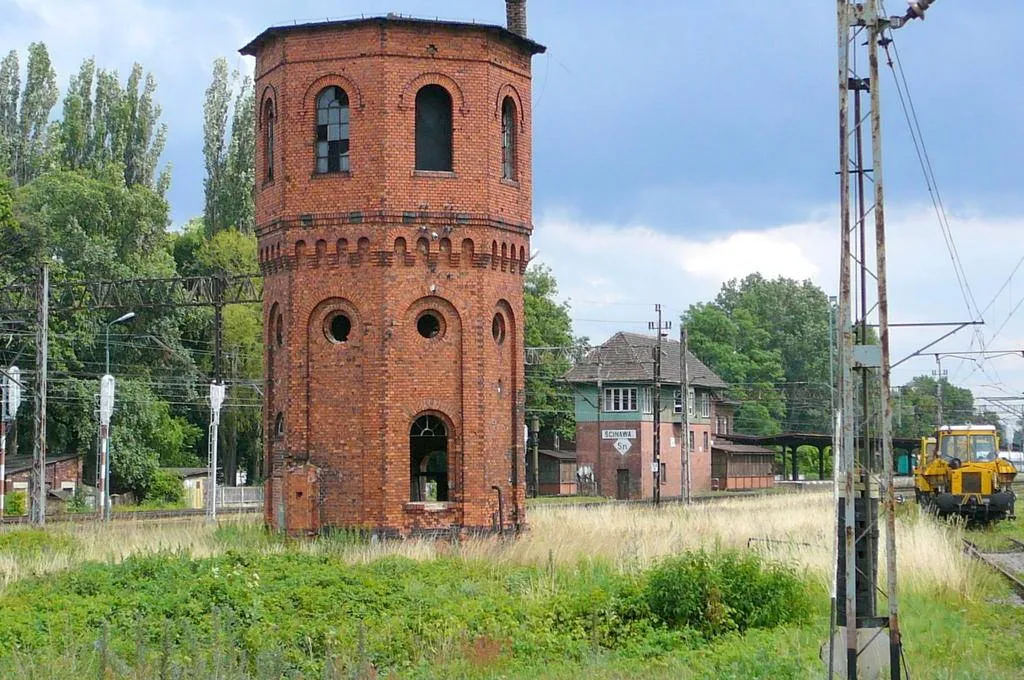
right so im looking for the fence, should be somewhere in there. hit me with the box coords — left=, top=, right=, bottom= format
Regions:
left=216, top=486, right=264, bottom=509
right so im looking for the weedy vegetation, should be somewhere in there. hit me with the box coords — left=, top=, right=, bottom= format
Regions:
left=0, top=492, right=1020, bottom=678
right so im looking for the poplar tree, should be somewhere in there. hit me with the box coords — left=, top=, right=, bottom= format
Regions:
left=224, top=75, right=255, bottom=233
left=0, top=51, right=20, bottom=175
left=15, top=42, right=58, bottom=185
left=58, top=59, right=169, bottom=192
left=203, top=58, right=232, bottom=236
left=203, top=59, right=255, bottom=235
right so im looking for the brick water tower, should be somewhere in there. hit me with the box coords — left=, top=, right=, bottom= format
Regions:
left=241, top=2, right=545, bottom=536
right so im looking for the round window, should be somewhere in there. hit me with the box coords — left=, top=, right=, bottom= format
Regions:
left=326, top=313, right=352, bottom=343
left=492, top=313, right=506, bottom=344
left=416, top=311, right=443, bottom=339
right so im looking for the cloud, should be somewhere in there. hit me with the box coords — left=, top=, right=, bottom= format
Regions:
left=532, top=205, right=1024, bottom=411
left=3, top=0, right=253, bottom=87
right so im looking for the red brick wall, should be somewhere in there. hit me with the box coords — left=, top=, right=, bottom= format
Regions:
left=250, top=18, right=538, bottom=536
left=5, top=457, right=81, bottom=493
left=575, top=419, right=716, bottom=500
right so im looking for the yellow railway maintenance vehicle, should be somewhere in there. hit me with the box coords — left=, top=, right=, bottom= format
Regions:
left=914, top=424, right=1017, bottom=523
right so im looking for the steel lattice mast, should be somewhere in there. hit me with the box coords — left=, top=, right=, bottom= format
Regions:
left=831, top=2, right=937, bottom=678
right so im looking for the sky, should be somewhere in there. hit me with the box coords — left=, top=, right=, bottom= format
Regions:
left=3, top=0, right=1024, bottom=426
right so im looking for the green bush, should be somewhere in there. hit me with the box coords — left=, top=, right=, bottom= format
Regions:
left=4, top=490, right=26, bottom=516
left=143, top=469, right=185, bottom=505
left=0, top=549, right=812, bottom=676
left=66, top=487, right=90, bottom=513
left=644, top=549, right=811, bottom=638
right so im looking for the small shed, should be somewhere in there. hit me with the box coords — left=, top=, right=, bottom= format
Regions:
left=538, top=449, right=577, bottom=496
left=711, top=442, right=776, bottom=491
left=163, top=468, right=209, bottom=509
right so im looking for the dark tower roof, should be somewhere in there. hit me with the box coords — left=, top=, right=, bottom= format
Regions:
left=240, top=15, right=547, bottom=57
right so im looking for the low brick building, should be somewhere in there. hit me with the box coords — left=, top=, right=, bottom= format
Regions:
left=243, top=3, right=546, bottom=536
left=2, top=453, right=82, bottom=504
left=565, top=332, right=732, bottom=500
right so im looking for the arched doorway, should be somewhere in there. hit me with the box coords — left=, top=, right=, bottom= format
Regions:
left=410, top=414, right=449, bottom=501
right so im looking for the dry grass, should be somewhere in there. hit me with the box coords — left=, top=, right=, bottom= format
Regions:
left=0, top=515, right=250, bottom=590
left=0, top=492, right=991, bottom=598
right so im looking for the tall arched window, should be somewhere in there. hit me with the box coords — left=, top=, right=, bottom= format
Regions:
left=316, top=86, right=350, bottom=173
left=501, top=96, right=517, bottom=180
left=410, top=414, right=449, bottom=502
left=264, top=100, right=276, bottom=182
left=415, top=85, right=453, bottom=172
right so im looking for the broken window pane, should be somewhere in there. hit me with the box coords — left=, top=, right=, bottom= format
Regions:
left=315, top=86, right=350, bottom=174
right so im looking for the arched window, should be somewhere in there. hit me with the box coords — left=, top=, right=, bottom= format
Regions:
left=415, top=85, right=453, bottom=171
left=501, top=96, right=516, bottom=180
left=264, top=100, right=276, bottom=182
left=410, top=414, right=449, bottom=502
left=316, top=86, right=350, bottom=173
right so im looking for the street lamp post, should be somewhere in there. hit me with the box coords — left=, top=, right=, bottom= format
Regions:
left=106, top=312, right=136, bottom=375
left=101, top=311, right=135, bottom=521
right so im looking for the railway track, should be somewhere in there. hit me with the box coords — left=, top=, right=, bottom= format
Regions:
left=962, top=538, right=1024, bottom=599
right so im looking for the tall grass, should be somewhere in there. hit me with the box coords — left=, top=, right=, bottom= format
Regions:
left=0, top=492, right=990, bottom=598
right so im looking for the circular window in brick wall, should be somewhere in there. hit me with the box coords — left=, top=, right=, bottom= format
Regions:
left=325, top=312, right=352, bottom=343
left=416, top=311, right=444, bottom=339
left=492, top=313, right=506, bottom=345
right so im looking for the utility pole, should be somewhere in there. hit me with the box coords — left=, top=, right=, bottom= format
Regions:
left=530, top=415, right=540, bottom=498
left=30, top=264, right=48, bottom=525
left=207, top=272, right=227, bottom=521
left=1, top=366, right=20, bottom=519
left=98, top=375, right=115, bottom=521
left=933, top=354, right=946, bottom=427
left=207, top=382, right=226, bottom=522
left=681, top=325, right=691, bottom=504
left=649, top=305, right=671, bottom=506
left=830, top=2, right=936, bottom=678
left=595, top=348, right=603, bottom=496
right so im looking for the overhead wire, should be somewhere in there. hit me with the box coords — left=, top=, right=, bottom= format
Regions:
left=879, top=19, right=1019, bottom=392
left=881, top=9, right=982, bottom=329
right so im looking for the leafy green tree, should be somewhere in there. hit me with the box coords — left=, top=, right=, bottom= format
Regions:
left=1, top=168, right=201, bottom=496
left=14, top=43, right=58, bottom=185
left=684, top=275, right=833, bottom=435
left=203, top=59, right=254, bottom=236
left=145, top=469, right=185, bottom=505
left=892, top=375, right=972, bottom=438
left=524, top=264, right=583, bottom=442
left=199, top=228, right=261, bottom=484
left=224, top=76, right=254, bottom=232
left=169, top=225, right=262, bottom=484
left=57, top=60, right=169, bottom=192
left=0, top=50, right=20, bottom=175
left=203, top=58, right=232, bottom=236
left=58, top=58, right=95, bottom=172
left=684, top=303, right=785, bottom=435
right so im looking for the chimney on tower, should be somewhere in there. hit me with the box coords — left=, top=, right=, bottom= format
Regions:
left=506, top=0, right=527, bottom=37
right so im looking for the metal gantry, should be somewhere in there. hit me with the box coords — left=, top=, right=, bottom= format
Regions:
left=832, top=2, right=937, bottom=678
left=0, top=272, right=262, bottom=524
